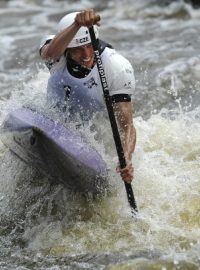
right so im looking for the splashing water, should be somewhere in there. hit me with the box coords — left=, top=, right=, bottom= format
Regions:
left=0, top=0, right=200, bottom=269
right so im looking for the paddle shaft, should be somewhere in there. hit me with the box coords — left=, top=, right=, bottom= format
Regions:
left=89, top=26, right=138, bottom=213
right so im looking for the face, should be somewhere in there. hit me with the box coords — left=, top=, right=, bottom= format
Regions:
left=68, top=43, right=95, bottom=69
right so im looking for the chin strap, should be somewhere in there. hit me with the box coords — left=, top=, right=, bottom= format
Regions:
left=66, top=54, right=92, bottom=78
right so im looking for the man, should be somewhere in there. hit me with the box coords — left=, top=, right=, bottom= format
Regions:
left=40, top=9, right=136, bottom=184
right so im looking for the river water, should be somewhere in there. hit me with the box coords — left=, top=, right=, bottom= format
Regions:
left=0, top=0, right=200, bottom=269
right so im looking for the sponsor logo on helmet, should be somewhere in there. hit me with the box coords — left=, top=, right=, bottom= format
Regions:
left=76, top=36, right=89, bottom=45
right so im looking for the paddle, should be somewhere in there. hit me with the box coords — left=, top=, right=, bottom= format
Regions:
left=89, top=26, right=138, bottom=214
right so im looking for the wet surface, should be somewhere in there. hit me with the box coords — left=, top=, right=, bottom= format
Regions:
left=0, top=0, right=200, bottom=269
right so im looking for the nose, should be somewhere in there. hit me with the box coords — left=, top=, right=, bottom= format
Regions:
left=81, top=47, right=91, bottom=58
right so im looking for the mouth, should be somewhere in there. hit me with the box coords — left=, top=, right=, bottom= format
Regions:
left=81, top=57, right=93, bottom=63
left=80, top=56, right=94, bottom=68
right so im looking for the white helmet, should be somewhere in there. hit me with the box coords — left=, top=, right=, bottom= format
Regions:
left=57, top=12, right=99, bottom=48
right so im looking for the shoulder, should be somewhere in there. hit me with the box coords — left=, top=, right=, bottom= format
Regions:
left=39, top=35, right=66, bottom=71
left=48, top=56, right=67, bottom=74
left=102, top=47, right=134, bottom=72
left=102, top=47, right=134, bottom=78
left=101, top=48, right=135, bottom=95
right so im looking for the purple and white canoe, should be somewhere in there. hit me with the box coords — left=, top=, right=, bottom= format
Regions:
left=0, top=107, right=108, bottom=194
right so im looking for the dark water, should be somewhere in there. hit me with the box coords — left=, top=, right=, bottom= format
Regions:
left=0, top=0, right=200, bottom=269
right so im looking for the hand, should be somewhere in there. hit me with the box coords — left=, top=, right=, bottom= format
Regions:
left=75, top=9, right=101, bottom=28
left=116, top=160, right=134, bottom=184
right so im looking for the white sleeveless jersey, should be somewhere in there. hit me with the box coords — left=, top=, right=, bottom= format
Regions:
left=47, top=47, right=135, bottom=118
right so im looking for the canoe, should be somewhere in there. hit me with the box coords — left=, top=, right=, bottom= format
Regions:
left=0, top=107, right=108, bottom=194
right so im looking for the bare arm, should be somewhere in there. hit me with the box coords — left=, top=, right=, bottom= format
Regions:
left=113, top=101, right=136, bottom=182
left=41, top=10, right=101, bottom=61
left=41, top=22, right=80, bottom=60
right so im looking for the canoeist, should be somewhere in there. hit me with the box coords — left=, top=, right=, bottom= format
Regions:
left=40, top=9, right=136, bottom=184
